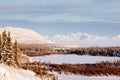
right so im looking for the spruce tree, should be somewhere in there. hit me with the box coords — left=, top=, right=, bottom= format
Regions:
left=6, top=31, right=12, bottom=50
left=1, top=30, right=7, bottom=51
left=12, top=40, right=20, bottom=68
left=1, top=30, right=7, bottom=64
left=1, top=30, right=12, bottom=66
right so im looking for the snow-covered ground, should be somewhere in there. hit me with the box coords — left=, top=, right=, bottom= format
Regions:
left=32, top=54, right=120, bottom=80
left=57, top=74, right=120, bottom=80
left=31, top=54, right=120, bottom=64
left=1, top=55, right=119, bottom=80
left=0, top=64, right=41, bottom=80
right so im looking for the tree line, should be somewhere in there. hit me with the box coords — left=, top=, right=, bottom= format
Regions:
left=19, top=44, right=120, bottom=57
left=21, top=60, right=120, bottom=77
left=70, top=47, right=120, bottom=57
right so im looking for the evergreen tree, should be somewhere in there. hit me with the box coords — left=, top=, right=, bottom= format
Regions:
left=6, top=31, right=12, bottom=50
left=1, top=30, right=7, bottom=51
left=12, top=40, right=20, bottom=68
left=1, top=30, right=12, bottom=65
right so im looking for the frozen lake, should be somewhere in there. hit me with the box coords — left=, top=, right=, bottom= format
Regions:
left=57, top=74, right=120, bottom=80
left=31, top=54, right=120, bottom=64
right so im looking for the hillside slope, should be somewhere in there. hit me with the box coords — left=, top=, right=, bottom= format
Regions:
left=0, top=64, right=41, bottom=80
left=0, top=27, right=53, bottom=44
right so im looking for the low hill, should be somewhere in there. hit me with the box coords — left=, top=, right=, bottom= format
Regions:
left=0, top=27, right=53, bottom=44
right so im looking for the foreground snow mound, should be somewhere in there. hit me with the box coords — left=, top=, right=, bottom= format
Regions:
left=0, top=27, right=53, bottom=44
left=0, top=64, right=41, bottom=80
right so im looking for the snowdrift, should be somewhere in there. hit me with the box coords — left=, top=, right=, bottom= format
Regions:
left=0, top=64, right=41, bottom=80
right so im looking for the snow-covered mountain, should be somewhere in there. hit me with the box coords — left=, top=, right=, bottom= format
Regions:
left=50, top=33, right=120, bottom=47
left=0, top=27, right=120, bottom=47
left=0, top=27, right=53, bottom=44
left=0, top=64, right=41, bottom=80
left=50, top=33, right=107, bottom=43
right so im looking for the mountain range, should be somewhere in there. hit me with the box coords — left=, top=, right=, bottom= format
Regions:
left=0, top=27, right=120, bottom=47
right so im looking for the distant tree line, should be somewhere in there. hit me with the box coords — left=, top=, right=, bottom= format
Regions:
left=19, top=44, right=120, bottom=57
left=69, top=47, right=120, bottom=57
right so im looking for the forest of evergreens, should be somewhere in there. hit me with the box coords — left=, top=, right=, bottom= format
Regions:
left=19, top=44, right=120, bottom=57
left=0, top=30, right=21, bottom=68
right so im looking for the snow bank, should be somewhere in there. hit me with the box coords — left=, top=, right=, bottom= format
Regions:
left=0, top=64, right=41, bottom=80
left=32, top=54, right=120, bottom=64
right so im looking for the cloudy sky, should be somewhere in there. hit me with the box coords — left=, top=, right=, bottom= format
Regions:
left=0, top=0, right=120, bottom=37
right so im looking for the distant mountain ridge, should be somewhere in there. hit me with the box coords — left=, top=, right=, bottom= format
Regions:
left=0, top=27, right=120, bottom=47
left=50, top=33, right=120, bottom=47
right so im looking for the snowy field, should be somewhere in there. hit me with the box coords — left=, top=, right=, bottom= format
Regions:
left=31, top=54, right=120, bottom=64
left=57, top=74, right=120, bottom=80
